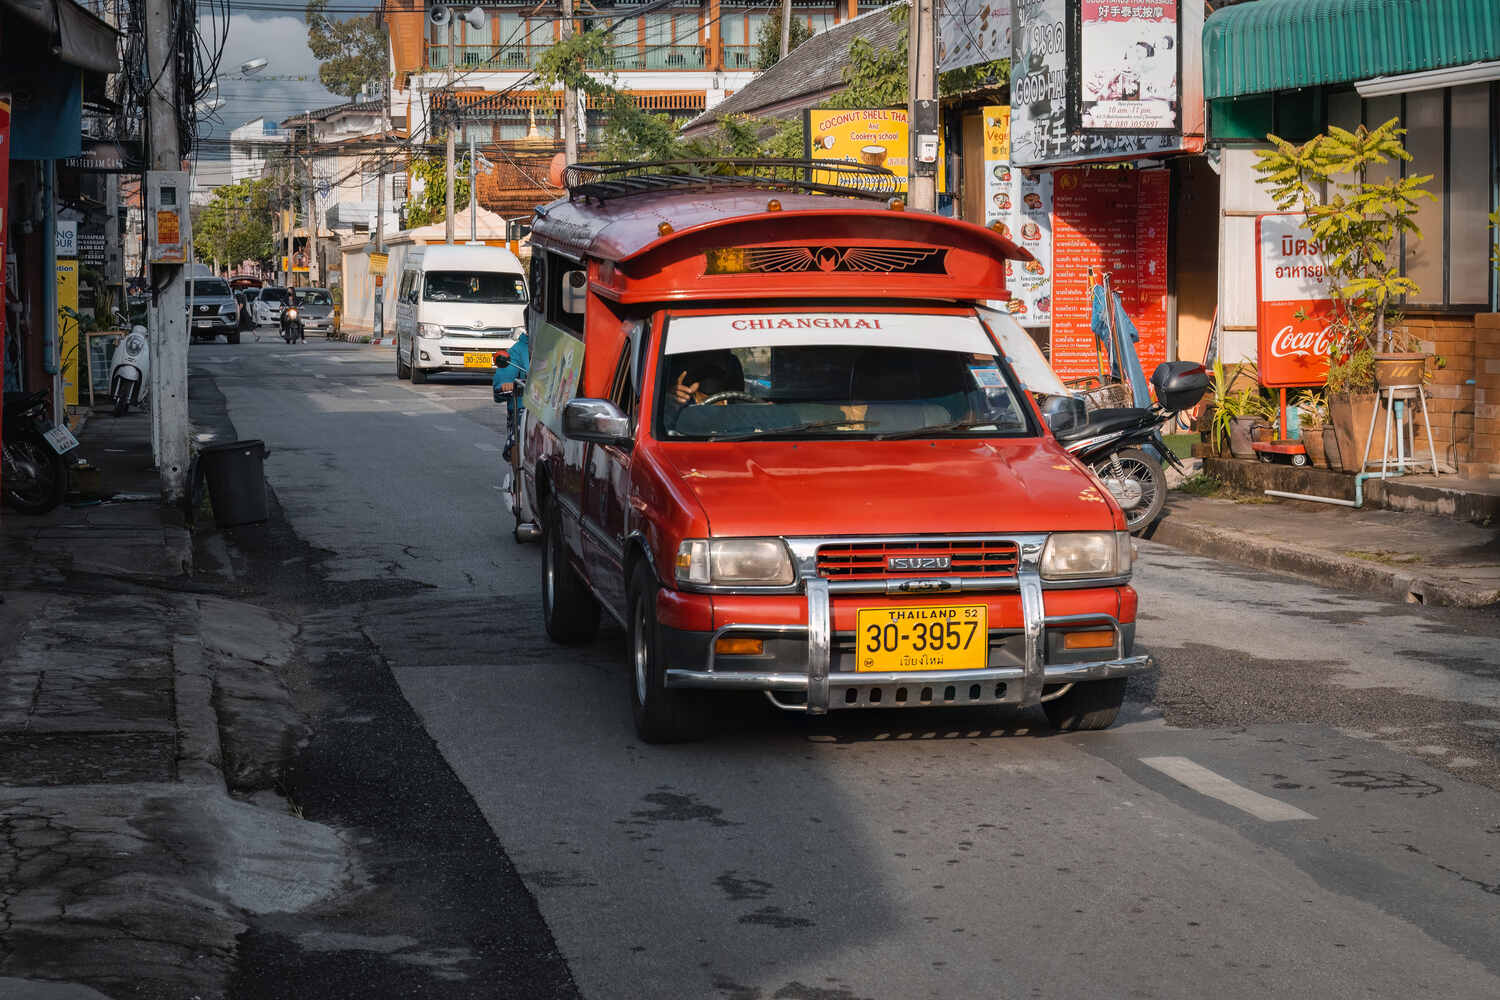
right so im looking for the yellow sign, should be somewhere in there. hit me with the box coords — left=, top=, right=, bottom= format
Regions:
left=56, top=260, right=80, bottom=406
left=983, top=105, right=1010, bottom=162
left=369, top=251, right=389, bottom=275
left=806, top=108, right=945, bottom=194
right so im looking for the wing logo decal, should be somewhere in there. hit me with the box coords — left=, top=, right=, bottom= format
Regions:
left=706, top=246, right=947, bottom=275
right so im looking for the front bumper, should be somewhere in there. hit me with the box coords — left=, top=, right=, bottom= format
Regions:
left=414, top=336, right=517, bottom=371
left=191, top=313, right=238, bottom=333
left=660, top=539, right=1151, bottom=714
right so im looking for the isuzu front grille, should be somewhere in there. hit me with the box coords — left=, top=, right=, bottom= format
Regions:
left=816, top=539, right=1020, bottom=580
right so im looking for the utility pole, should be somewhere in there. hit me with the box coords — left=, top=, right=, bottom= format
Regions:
left=374, top=154, right=386, bottom=340
left=143, top=0, right=190, bottom=500
left=779, top=0, right=792, bottom=60
left=469, top=128, right=478, bottom=242
left=284, top=131, right=296, bottom=286
left=561, top=0, right=579, bottom=165
left=302, top=131, right=319, bottom=287
left=907, top=0, right=938, bottom=212
left=444, top=21, right=456, bottom=245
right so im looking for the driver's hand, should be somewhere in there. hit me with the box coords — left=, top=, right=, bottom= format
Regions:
left=674, top=371, right=701, bottom=404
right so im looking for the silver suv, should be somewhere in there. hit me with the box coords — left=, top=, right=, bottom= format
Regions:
left=188, top=278, right=241, bottom=344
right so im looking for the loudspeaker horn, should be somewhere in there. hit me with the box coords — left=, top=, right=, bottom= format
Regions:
left=428, top=5, right=451, bottom=26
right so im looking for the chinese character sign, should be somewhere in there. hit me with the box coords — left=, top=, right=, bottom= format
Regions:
left=982, top=106, right=1053, bottom=327
left=1080, top=2, right=1178, bottom=131
left=1256, top=213, right=1335, bottom=388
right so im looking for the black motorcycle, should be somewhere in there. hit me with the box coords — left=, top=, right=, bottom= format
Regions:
left=281, top=302, right=305, bottom=343
left=2, top=391, right=75, bottom=514
left=1047, top=362, right=1209, bottom=535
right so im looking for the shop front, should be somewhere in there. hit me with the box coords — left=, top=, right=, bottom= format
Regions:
left=1204, top=0, right=1500, bottom=475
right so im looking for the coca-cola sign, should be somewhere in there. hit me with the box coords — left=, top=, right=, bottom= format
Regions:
left=1256, top=213, right=1335, bottom=388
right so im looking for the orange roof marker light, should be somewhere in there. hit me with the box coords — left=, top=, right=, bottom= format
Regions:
left=888, top=197, right=905, bottom=211
left=766, top=199, right=782, bottom=212
left=658, top=221, right=674, bottom=237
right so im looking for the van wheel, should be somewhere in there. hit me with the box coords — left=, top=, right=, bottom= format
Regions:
left=628, top=564, right=708, bottom=744
left=1042, top=678, right=1128, bottom=732
left=396, top=345, right=410, bottom=379
left=411, top=361, right=428, bottom=384
left=541, top=498, right=599, bottom=645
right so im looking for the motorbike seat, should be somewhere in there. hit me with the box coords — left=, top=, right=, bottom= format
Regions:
left=3, top=391, right=49, bottom=412
left=1052, top=406, right=1151, bottom=444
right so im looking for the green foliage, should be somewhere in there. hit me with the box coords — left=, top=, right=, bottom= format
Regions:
left=1209, top=359, right=1275, bottom=449
left=306, top=1, right=386, bottom=100
left=193, top=179, right=277, bottom=267
left=941, top=58, right=1011, bottom=98
left=1175, top=473, right=1223, bottom=497
left=1325, top=346, right=1376, bottom=395
left=402, top=154, right=471, bottom=228
left=1253, top=118, right=1434, bottom=353
left=754, top=16, right=813, bottom=71
left=1295, top=388, right=1328, bottom=429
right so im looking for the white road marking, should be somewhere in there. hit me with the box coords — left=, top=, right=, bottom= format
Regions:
left=473, top=442, right=501, bottom=452
left=433, top=425, right=457, bottom=432
left=314, top=373, right=327, bottom=379
left=1140, top=756, right=1316, bottom=822
left=346, top=387, right=369, bottom=394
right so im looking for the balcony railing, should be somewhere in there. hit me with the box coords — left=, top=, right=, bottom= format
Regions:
left=721, top=45, right=756, bottom=70
left=425, top=43, right=707, bottom=72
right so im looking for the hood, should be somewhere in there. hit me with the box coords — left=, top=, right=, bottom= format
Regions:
left=658, top=438, right=1121, bottom=537
left=293, top=303, right=333, bottom=317
left=418, top=301, right=526, bottom=332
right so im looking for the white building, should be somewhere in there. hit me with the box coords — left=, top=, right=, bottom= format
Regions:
left=229, top=118, right=291, bottom=184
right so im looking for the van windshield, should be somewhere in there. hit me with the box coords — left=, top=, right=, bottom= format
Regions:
left=423, top=271, right=526, bottom=304
left=656, top=312, right=1035, bottom=441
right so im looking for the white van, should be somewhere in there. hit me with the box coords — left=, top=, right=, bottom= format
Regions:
left=394, top=244, right=527, bottom=384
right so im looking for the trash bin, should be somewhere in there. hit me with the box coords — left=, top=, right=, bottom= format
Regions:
left=198, top=439, right=270, bottom=527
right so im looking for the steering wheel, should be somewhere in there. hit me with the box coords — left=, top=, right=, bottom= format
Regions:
left=698, top=390, right=762, bottom=406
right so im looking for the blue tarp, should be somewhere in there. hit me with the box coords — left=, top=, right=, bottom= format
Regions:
left=1090, top=284, right=1151, bottom=407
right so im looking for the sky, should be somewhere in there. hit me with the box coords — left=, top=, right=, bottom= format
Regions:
left=196, top=12, right=344, bottom=160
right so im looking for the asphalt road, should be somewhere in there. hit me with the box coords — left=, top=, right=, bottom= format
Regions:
left=199, top=335, right=1500, bottom=1000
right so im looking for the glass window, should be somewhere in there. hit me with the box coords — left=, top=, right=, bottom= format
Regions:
left=422, top=271, right=528, bottom=304
left=259, top=287, right=288, bottom=304
left=724, top=16, right=745, bottom=46
left=644, top=13, right=672, bottom=45
left=189, top=279, right=231, bottom=297
left=300, top=289, right=333, bottom=305
left=1327, top=90, right=1361, bottom=132
left=1449, top=84, right=1492, bottom=305
left=1403, top=90, right=1446, bottom=305
left=675, top=13, right=699, bottom=43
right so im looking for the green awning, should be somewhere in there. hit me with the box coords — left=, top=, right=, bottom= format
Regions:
left=1204, top=0, right=1500, bottom=100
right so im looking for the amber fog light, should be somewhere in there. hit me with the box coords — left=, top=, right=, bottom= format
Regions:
left=1061, top=630, right=1115, bottom=651
left=715, top=637, right=765, bottom=655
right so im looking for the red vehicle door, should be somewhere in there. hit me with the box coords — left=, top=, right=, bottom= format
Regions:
left=578, top=336, right=641, bottom=620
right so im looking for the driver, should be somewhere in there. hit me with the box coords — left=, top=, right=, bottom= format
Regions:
left=670, top=350, right=744, bottom=406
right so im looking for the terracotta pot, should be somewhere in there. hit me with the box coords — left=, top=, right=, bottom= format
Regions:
left=1302, top=427, right=1327, bottom=467
left=1252, top=424, right=1275, bottom=443
left=1374, top=352, right=1427, bottom=388
left=1328, top=392, right=1378, bottom=471
left=1228, top=416, right=1259, bottom=459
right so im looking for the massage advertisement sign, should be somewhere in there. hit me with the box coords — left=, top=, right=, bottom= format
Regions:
left=1079, top=3, right=1178, bottom=131
left=1256, top=213, right=1336, bottom=388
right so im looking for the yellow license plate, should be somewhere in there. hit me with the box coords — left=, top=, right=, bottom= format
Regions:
left=855, top=605, right=988, bottom=672
left=464, top=351, right=494, bottom=368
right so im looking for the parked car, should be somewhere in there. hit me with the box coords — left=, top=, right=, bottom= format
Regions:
left=290, top=288, right=335, bottom=336
left=518, top=162, right=1150, bottom=744
left=187, top=277, right=241, bottom=344
left=253, top=286, right=289, bottom=325
left=394, top=245, right=527, bottom=384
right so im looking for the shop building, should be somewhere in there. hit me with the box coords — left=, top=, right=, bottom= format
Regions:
left=1204, top=0, right=1500, bottom=471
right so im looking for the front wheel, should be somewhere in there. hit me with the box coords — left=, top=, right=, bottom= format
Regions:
left=112, top=379, right=133, bottom=417
left=396, top=344, right=411, bottom=379
left=1093, top=447, right=1167, bottom=536
left=541, top=498, right=599, bottom=645
left=410, top=361, right=428, bottom=384
left=1043, top=678, right=1128, bottom=732
left=1, top=436, right=67, bottom=514
left=629, top=564, right=708, bottom=743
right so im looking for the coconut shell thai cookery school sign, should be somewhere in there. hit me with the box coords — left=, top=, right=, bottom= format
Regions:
left=1008, top=0, right=1203, bottom=167
left=1256, top=213, right=1336, bottom=389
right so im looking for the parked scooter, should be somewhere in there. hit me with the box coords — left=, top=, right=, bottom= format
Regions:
left=1048, top=361, right=1210, bottom=534
left=109, top=325, right=151, bottom=417
left=281, top=299, right=305, bottom=343
left=1, top=391, right=77, bottom=513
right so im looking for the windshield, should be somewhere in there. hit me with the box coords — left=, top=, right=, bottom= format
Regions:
left=656, top=312, right=1034, bottom=441
left=190, top=279, right=231, bottom=297
left=423, top=271, right=526, bottom=304
left=298, top=290, right=332, bottom=305
left=259, top=288, right=288, bottom=303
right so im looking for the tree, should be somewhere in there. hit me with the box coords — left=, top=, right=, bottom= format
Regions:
left=754, top=16, right=813, bottom=71
left=402, top=153, right=471, bottom=228
left=306, top=0, right=386, bottom=101
left=194, top=179, right=277, bottom=268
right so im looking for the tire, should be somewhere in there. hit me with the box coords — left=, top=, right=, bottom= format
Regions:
left=541, top=497, right=599, bottom=645
left=410, top=361, right=428, bottom=384
left=1043, top=677, right=1128, bottom=732
left=628, top=563, right=708, bottom=744
left=2, top=436, right=67, bottom=514
left=1094, top=447, right=1167, bottom=536
left=228, top=332, right=240, bottom=345
left=396, top=344, right=411, bottom=379
left=112, top=382, right=131, bottom=417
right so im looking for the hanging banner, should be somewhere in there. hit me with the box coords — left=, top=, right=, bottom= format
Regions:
left=940, top=1, right=1014, bottom=73
left=57, top=260, right=80, bottom=407
left=1079, top=1, right=1179, bottom=131
left=805, top=108, right=945, bottom=194
left=1256, top=213, right=1335, bottom=388
left=982, top=106, right=1053, bottom=327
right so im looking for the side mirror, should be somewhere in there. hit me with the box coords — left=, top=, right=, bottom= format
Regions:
left=1041, top=394, right=1087, bottom=435
left=562, top=398, right=631, bottom=446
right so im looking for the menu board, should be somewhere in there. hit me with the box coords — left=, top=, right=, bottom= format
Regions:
left=1049, top=166, right=1169, bottom=385
left=982, top=106, right=1053, bottom=328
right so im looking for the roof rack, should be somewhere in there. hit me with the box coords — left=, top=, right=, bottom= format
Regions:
left=563, top=159, right=900, bottom=203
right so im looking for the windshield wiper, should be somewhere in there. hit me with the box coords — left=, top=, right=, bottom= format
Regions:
left=875, top=418, right=1004, bottom=440
left=702, top=418, right=871, bottom=442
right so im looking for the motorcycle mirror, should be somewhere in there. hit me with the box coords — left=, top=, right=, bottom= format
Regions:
left=1041, top=394, right=1087, bottom=435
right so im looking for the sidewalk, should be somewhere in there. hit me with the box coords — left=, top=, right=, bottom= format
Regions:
left=0, top=408, right=345, bottom=999
left=1151, top=489, right=1500, bottom=609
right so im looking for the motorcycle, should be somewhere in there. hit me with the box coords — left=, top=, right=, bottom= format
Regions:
left=281, top=303, right=305, bottom=344
left=2, top=391, right=77, bottom=514
left=492, top=349, right=538, bottom=543
left=1050, top=361, right=1210, bottom=535
left=109, top=325, right=151, bottom=417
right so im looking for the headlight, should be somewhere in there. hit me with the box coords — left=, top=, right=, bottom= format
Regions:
left=419, top=322, right=445, bottom=338
left=285, top=308, right=299, bottom=319
left=676, top=538, right=795, bottom=587
left=1041, top=531, right=1131, bottom=580
left=220, top=304, right=237, bottom=315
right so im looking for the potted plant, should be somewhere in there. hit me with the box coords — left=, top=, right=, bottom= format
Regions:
left=1255, top=119, right=1435, bottom=471
left=1209, top=360, right=1275, bottom=460
left=1297, top=389, right=1328, bottom=467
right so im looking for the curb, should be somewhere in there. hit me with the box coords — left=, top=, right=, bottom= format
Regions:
left=1147, top=515, right=1500, bottom=609
left=173, top=635, right=225, bottom=787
